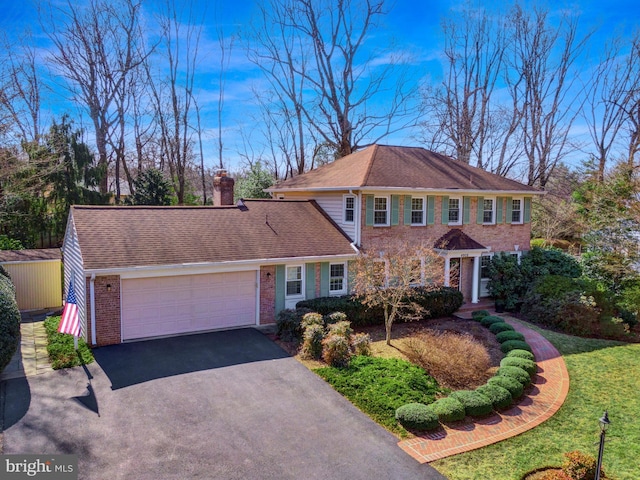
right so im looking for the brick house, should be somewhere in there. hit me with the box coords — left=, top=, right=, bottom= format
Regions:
left=62, top=145, right=540, bottom=346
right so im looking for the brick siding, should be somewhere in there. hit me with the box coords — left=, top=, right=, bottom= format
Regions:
left=260, top=265, right=276, bottom=324
left=85, top=275, right=122, bottom=346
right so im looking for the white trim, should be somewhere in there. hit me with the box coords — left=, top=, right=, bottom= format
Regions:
left=510, top=197, right=524, bottom=224
left=329, top=262, right=348, bottom=295
left=410, top=196, right=426, bottom=226
left=373, top=195, right=390, bottom=226
left=90, top=274, right=96, bottom=346
left=284, top=264, right=305, bottom=308
left=343, top=194, right=356, bottom=224
left=0, top=258, right=60, bottom=266
left=482, top=196, right=496, bottom=225
left=255, top=270, right=260, bottom=325
left=447, top=196, right=462, bottom=226
left=268, top=186, right=545, bottom=196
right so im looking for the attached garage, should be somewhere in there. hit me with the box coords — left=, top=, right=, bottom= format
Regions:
left=121, top=272, right=257, bottom=341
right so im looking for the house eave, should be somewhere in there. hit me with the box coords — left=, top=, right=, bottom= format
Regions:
left=269, top=186, right=544, bottom=196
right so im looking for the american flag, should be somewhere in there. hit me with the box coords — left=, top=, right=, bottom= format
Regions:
left=58, top=279, right=81, bottom=337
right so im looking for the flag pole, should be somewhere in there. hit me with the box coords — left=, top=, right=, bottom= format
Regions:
left=74, top=336, right=78, bottom=350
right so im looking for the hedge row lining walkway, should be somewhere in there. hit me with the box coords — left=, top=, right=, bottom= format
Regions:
left=398, top=315, right=570, bottom=463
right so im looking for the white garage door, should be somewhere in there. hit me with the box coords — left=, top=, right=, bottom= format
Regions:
left=121, top=272, right=257, bottom=341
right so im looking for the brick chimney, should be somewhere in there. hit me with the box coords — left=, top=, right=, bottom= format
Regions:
left=213, top=169, right=235, bottom=206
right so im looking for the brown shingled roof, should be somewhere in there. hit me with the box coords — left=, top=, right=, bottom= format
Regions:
left=69, top=200, right=355, bottom=271
left=270, top=145, right=540, bottom=193
left=0, top=249, right=62, bottom=263
left=434, top=229, right=487, bottom=251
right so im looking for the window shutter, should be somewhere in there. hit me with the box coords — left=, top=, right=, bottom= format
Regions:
left=463, top=196, right=471, bottom=224
left=427, top=196, right=435, bottom=225
left=505, top=197, right=513, bottom=224
left=305, top=263, right=316, bottom=299
left=404, top=195, right=412, bottom=225
left=391, top=195, right=400, bottom=226
left=524, top=197, right=532, bottom=223
left=320, top=262, right=330, bottom=297
left=476, top=196, right=484, bottom=224
left=275, top=265, right=286, bottom=314
left=365, top=195, right=374, bottom=226
left=496, top=197, right=503, bottom=224
left=441, top=196, right=449, bottom=225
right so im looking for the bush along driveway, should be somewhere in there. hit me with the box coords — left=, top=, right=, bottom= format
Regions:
left=1, top=328, right=446, bottom=480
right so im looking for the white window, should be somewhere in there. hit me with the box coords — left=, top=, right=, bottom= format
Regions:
left=511, top=198, right=523, bottom=224
left=285, top=265, right=303, bottom=296
left=344, top=195, right=355, bottom=223
left=374, top=196, right=389, bottom=226
left=329, top=263, right=347, bottom=294
left=411, top=197, right=425, bottom=225
left=483, top=198, right=495, bottom=224
left=480, top=255, right=493, bottom=279
left=449, top=197, right=461, bottom=225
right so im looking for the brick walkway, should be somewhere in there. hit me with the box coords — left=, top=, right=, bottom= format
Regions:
left=0, top=311, right=54, bottom=381
left=398, top=314, right=570, bottom=463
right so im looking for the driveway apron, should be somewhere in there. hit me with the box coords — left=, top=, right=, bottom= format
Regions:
left=1, top=328, right=445, bottom=480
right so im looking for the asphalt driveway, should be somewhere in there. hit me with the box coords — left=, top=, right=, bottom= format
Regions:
left=1, top=328, right=446, bottom=480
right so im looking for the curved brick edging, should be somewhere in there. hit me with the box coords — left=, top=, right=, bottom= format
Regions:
left=398, top=316, right=570, bottom=463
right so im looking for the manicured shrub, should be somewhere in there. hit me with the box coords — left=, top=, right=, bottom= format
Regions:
left=322, top=334, right=352, bottom=367
left=43, top=316, right=94, bottom=369
left=404, top=330, right=491, bottom=390
left=497, top=365, right=531, bottom=386
left=275, top=308, right=312, bottom=341
left=495, top=330, right=526, bottom=343
left=427, top=397, right=466, bottom=423
left=561, top=450, right=603, bottom=480
left=325, top=311, right=347, bottom=325
left=0, top=275, right=21, bottom=373
left=449, top=390, right=494, bottom=417
left=327, top=320, right=352, bottom=340
left=301, top=312, right=324, bottom=329
left=500, top=356, right=537, bottom=377
left=489, top=322, right=515, bottom=334
left=395, top=403, right=440, bottom=431
left=471, top=309, right=490, bottom=321
left=0, top=265, right=11, bottom=281
left=506, top=349, right=535, bottom=361
left=476, top=383, right=513, bottom=410
left=500, top=339, right=532, bottom=354
left=538, top=469, right=571, bottom=480
left=480, top=315, right=504, bottom=327
left=299, top=324, right=325, bottom=360
left=488, top=375, right=524, bottom=399
left=351, top=332, right=372, bottom=356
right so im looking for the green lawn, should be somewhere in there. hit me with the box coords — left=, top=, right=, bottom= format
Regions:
left=432, top=319, right=640, bottom=480
left=44, top=316, right=94, bottom=369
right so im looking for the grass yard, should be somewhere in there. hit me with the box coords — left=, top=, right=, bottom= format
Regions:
left=432, top=318, right=640, bottom=480
left=44, top=315, right=94, bottom=369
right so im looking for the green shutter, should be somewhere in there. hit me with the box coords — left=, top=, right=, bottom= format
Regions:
left=391, top=195, right=400, bottom=226
left=496, top=197, right=503, bottom=224
left=365, top=195, right=374, bottom=226
left=505, top=197, right=513, bottom=224
left=476, top=196, right=484, bottom=224
left=320, top=262, right=330, bottom=297
left=275, top=265, right=285, bottom=314
left=305, top=263, right=316, bottom=299
left=427, top=196, right=435, bottom=225
left=441, top=196, right=449, bottom=225
left=404, top=196, right=412, bottom=225
left=463, top=196, right=471, bottom=224
left=524, top=197, right=532, bottom=223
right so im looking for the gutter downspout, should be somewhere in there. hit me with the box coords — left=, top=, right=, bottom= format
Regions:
left=90, top=274, right=97, bottom=346
left=352, top=190, right=362, bottom=247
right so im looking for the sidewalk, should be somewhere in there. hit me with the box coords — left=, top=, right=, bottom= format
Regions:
left=398, top=314, right=570, bottom=463
left=0, top=311, right=54, bottom=381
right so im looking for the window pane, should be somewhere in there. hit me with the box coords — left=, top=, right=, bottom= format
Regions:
left=346, top=197, right=354, bottom=208
left=330, top=264, right=344, bottom=277
left=374, top=211, right=387, bottom=224
left=330, top=278, right=343, bottom=291
left=411, top=210, right=423, bottom=224
left=374, top=197, right=387, bottom=210
left=483, top=199, right=493, bottom=223
left=345, top=209, right=354, bottom=222
left=449, top=198, right=460, bottom=223
left=286, top=266, right=301, bottom=281
left=286, top=281, right=302, bottom=295
left=480, top=256, right=491, bottom=278
left=345, top=197, right=355, bottom=222
left=512, top=199, right=521, bottom=222
left=374, top=197, right=387, bottom=225
left=411, top=198, right=423, bottom=210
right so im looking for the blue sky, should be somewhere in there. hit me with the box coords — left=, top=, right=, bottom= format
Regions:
left=1, top=0, right=640, bottom=174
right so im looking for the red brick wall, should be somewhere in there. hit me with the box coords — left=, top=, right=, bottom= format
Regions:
left=87, top=275, right=122, bottom=346
left=360, top=196, right=530, bottom=253
left=260, top=266, right=276, bottom=324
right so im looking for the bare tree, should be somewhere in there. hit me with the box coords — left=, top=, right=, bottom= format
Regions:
left=248, top=0, right=419, bottom=172
left=508, top=6, right=589, bottom=189
left=44, top=0, right=149, bottom=194
left=421, top=6, right=507, bottom=170
left=584, top=32, right=640, bottom=180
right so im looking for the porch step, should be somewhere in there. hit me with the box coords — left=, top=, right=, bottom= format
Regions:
left=454, top=299, right=494, bottom=320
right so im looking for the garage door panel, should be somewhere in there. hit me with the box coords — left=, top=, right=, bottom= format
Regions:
left=122, top=272, right=257, bottom=341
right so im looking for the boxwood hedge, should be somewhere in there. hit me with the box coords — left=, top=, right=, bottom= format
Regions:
left=500, top=357, right=537, bottom=377
left=500, top=339, right=532, bottom=354
left=427, top=397, right=466, bottom=423
left=506, top=349, right=536, bottom=362
left=476, top=383, right=513, bottom=410
left=480, top=315, right=504, bottom=327
left=489, top=322, right=515, bottom=334
left=449, top=390, right=494, bottom=417
left=497, top=365, right=532, bottom=386
left=471, top=310, right=490, bottom=321
left=0, top=275, right=21, bottom=373
left=495, top=330, right=526, bottom=343
left=395, top=403, right=440, bottom=431
left=488, top=375, right=524, bottom=399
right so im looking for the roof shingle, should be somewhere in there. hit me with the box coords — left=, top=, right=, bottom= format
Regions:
left=270, top=145, right=540, bottom=193
left=69, top=200, right=355, bottom=271
left=434, top=229, right=487, bottom=251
